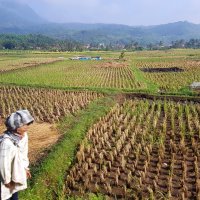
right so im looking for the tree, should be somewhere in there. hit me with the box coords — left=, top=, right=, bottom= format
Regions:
left=147, top=43, right=154, bottom=50
left=159, top=41, right=163, bottom=47
left=2, top=41, right=15, bottom=49
left=119, top=51, right=125, bottom=60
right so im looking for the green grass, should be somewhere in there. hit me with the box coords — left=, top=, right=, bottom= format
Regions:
left=20, top=96, right=115, bottom=200
left=0, top=59, right=144, bottom=91
left=130, top=60, right=159, bottom=93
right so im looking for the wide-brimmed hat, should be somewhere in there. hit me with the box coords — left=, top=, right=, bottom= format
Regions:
left=5, top=110, right=34, bottom=131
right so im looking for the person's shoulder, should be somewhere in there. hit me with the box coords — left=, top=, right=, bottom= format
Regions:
left=0, top=137, right=17, bottom=157
left=0, top=136, right=17, bottom=148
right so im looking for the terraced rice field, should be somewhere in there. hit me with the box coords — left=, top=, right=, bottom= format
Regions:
left=0, top=50, right=200, bottom=200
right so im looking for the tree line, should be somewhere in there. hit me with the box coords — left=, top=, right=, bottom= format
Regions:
left=87, top=39, right=200, bottom=51
left=123, top=39, right=200, bottom=51
left=0, top=34, right=200, bottom=51
left=0, top=34, right=84, bottom=51
left=170, top=39, right=200, bottom=49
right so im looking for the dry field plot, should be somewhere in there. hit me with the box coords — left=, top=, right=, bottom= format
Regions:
left=0, top=122, right=60, bottom=164
left=0, top=86, right=103, bottom=164
left=66, top=98, right=200, bottom=199
left=0, top=86, right=103, bottom=122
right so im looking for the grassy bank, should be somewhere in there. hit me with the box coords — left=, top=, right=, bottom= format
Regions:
left=20, top=96, right=115, bottom=200
left=130, top=60, right=159, bottom=93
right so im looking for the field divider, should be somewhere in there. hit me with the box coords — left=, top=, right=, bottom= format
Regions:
left=124, top=92, right=200, bottom=103
left=130, top=60, right=159, bottom=93
left=20, top=96, right=115, bottom=200
left=0, top=59, right=63, bottom=74
left=0, top=82, right=124, bottom=94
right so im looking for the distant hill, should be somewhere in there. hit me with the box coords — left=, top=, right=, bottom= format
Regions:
left=0, top=0, right=46, bottom=29
left=0, top=1, right=200, bottom=45
left=33, top=21, right=200, bottom=45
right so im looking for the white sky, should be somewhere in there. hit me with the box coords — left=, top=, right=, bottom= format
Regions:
left=13, top=0, right=200, bottom=25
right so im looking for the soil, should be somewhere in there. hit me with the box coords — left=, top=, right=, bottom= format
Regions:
left=0, top=122, right=60, bottom=164
left=140, top=67, right=184, bottom=73
left=95, top=61, right=128, bottom=68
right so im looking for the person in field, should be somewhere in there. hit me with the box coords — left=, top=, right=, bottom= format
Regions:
left=0, top=110, right=34, bottom=200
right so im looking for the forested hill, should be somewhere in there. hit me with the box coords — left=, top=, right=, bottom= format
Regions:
left=0, top=0, right=46, bottom=28
left=52, top=21, right=200, bottom=45
left=0, top=0, right=200, bottom=45
left=1, top=21, right=200, bottom=46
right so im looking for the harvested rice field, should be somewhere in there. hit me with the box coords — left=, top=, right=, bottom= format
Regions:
left=65, top=98, right=200, bottom=199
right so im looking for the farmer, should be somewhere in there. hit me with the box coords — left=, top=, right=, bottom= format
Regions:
left=0, top=110, right=34, bottom=200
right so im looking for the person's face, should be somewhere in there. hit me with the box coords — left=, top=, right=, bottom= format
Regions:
left=16, top=124, right=29, bottom=136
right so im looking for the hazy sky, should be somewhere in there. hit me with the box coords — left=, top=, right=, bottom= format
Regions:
left=18, top=0, right=200, bottom=25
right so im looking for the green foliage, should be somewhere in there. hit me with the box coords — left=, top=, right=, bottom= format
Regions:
left=130, top=61, right=159, bottom=93
left=1, top=20, right=200, bottom=49
left=119, top=51, right=125, bottom=60
left=0, top=34, right=83, bottom=51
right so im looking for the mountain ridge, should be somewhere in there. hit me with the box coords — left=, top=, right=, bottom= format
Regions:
left=0, top=0, right=47, bottom=27
left=0, top=1, right=200, bottom=45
